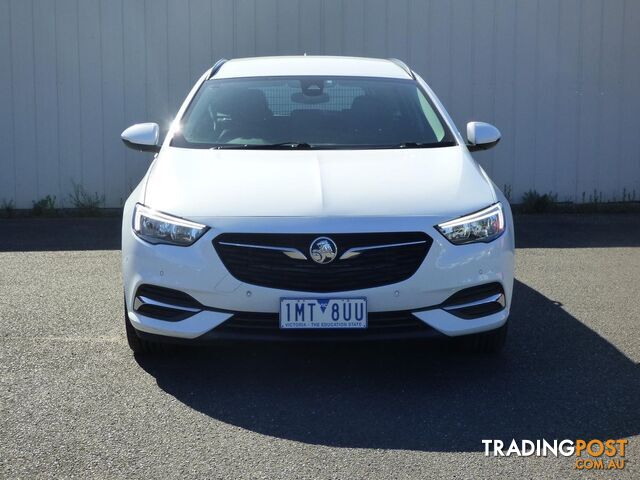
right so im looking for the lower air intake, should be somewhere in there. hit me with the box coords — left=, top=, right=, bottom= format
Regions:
left=133, top=284, right=202, bottom=321
left=442, top=282, right=506, bottom=319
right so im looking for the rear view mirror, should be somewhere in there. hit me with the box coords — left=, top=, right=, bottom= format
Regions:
left=121, top=123, right=160, bottom=153
left=466, top=122, right=501, bottom=152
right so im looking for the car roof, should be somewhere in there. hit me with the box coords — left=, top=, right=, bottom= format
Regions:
left=213, top=56, right=413, bottom=80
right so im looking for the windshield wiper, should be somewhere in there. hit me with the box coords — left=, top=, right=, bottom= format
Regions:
left=210, top=142, right=313, bottom=150
left=394, top=141, right=457, bottom=149
left=208, top=141, right=456, bottom=150
left=263, top=142, right=313, bottom=149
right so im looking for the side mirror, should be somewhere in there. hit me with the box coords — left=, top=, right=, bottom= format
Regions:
left=466, top=122, right=501, bottom=152
left=121, top=123, right=160, bottom=153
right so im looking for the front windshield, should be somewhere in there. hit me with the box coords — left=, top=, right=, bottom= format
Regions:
left=172, top=76, right=456, bottom=149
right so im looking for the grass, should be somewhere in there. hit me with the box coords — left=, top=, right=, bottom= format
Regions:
left=1, top=182, right=113, bottom=218
left=3, top=186, right=640, bottom=218
left=1, top=199, right=15, bottom=218
left=519, top=190, right=558, bottom=214
left=32, top=195, right=57, bottom=217
left=68, top=182, right=105, bottom=216
left=509, top=188, right=640, bottom=214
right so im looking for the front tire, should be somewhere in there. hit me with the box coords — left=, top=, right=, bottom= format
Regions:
left=124, top=298, right=165, bottom=354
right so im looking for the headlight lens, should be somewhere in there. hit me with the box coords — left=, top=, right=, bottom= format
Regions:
left=436, top=203, right=505, bottom=245
left=133, top=204, right=208, bottom=246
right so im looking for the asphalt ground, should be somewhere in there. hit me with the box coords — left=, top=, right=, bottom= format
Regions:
left=1, top=214, right=639, bottom=479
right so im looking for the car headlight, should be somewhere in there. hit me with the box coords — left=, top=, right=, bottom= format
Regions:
left=133, top=204, right=208, bottom=246
left=436, top=203, right=505, bottom=245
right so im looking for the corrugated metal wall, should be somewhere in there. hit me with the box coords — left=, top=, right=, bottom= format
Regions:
left=1, top=0, right=639, bottom=208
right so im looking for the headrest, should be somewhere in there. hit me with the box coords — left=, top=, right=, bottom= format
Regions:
left=219, top=89, right=272, bottom=121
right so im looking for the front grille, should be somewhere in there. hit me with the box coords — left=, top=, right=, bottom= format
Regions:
left=213, top=310, right=437, bottom=339
left=213, top=232, right=432, bottom=292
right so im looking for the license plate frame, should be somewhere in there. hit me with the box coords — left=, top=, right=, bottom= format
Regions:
left=279, top=298, right=368, bottom=329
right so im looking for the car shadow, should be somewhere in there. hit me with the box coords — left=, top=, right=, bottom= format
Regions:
left=135, top=279, right=639, bottom=452
left=2, top=213, right=639, bottom=251
left=515, top=213, right=640, bottom=248
left=0, top=217, right=121, bottom=251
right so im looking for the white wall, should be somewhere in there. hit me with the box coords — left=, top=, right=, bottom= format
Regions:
left=1, top=0, right=639, bottom=208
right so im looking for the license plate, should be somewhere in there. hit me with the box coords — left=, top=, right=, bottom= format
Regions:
left=280, top=298, right=367, bottom=329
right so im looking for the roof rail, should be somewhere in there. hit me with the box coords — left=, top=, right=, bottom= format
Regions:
left=208, top=58, right=229, bottom=79
left=387, top=58, right=415, bottom=79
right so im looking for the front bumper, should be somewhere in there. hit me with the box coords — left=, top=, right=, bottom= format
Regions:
left=123, top=214, right=515, bottom=340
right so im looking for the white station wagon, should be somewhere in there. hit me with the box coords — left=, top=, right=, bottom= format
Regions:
left=120, top=56, right=514, bottom=354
